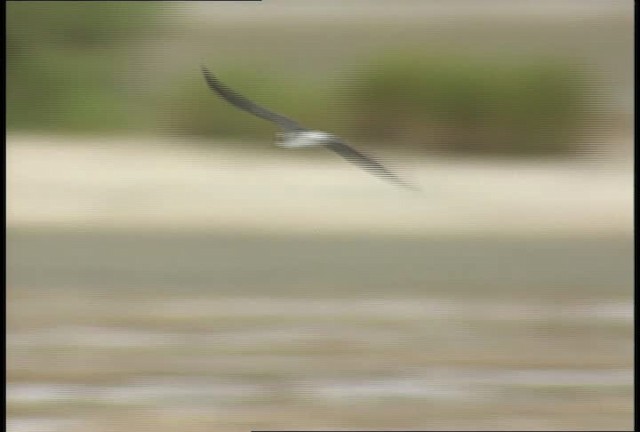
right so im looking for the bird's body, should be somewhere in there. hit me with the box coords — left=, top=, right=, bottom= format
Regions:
left=276, top=130, right=336, bottom=148
left=201, top=66, right=417, bottom=190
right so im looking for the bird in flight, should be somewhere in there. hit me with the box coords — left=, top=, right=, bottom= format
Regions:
left=201, top=66, right=417, bottom=190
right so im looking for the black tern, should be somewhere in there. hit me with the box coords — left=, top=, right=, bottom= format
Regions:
left=201, top=66, right=417, bottom=190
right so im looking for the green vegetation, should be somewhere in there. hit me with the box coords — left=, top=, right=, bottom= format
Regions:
left=347, top=52, right=592, bottom=155
left=7, top=3, right=595, bottom=156
left=7, top=1, right=164, bottom=132
left=169, top=54, right=592, bottom=156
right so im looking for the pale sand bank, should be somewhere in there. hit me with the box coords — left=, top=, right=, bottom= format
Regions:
left=7, top=134, right=632, bottom=237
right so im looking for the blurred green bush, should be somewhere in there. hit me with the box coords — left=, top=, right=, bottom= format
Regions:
left=7, top=1, right=163, bottom=132
left=347, top=52, right=591, bottom=156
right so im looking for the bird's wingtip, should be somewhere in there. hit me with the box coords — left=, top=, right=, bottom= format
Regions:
left=201, top=65, right=218, bottom=86
left=202, top=65, right=218, bottom=80
left=396, top=181, right=421, bottom=193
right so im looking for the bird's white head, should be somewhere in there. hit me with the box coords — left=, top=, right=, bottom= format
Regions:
left=276, top=130, right=337, bottom=148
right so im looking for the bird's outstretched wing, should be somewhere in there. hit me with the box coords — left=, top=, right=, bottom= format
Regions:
left=327, top=142, right=419, bottom=191
left=201, top=66, right=306, bottom=132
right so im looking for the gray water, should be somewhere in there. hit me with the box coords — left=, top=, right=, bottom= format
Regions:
left=7, top=230, right=632, bottom=297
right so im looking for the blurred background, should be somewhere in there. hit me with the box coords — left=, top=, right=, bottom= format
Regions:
left=6, top=1, right=633, bottom=431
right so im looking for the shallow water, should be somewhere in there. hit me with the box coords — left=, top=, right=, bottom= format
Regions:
left=7, top=232, right=633, bottom=431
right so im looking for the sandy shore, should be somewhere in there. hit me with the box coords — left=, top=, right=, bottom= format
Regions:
left=7, top=134, right=632, bottom=237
